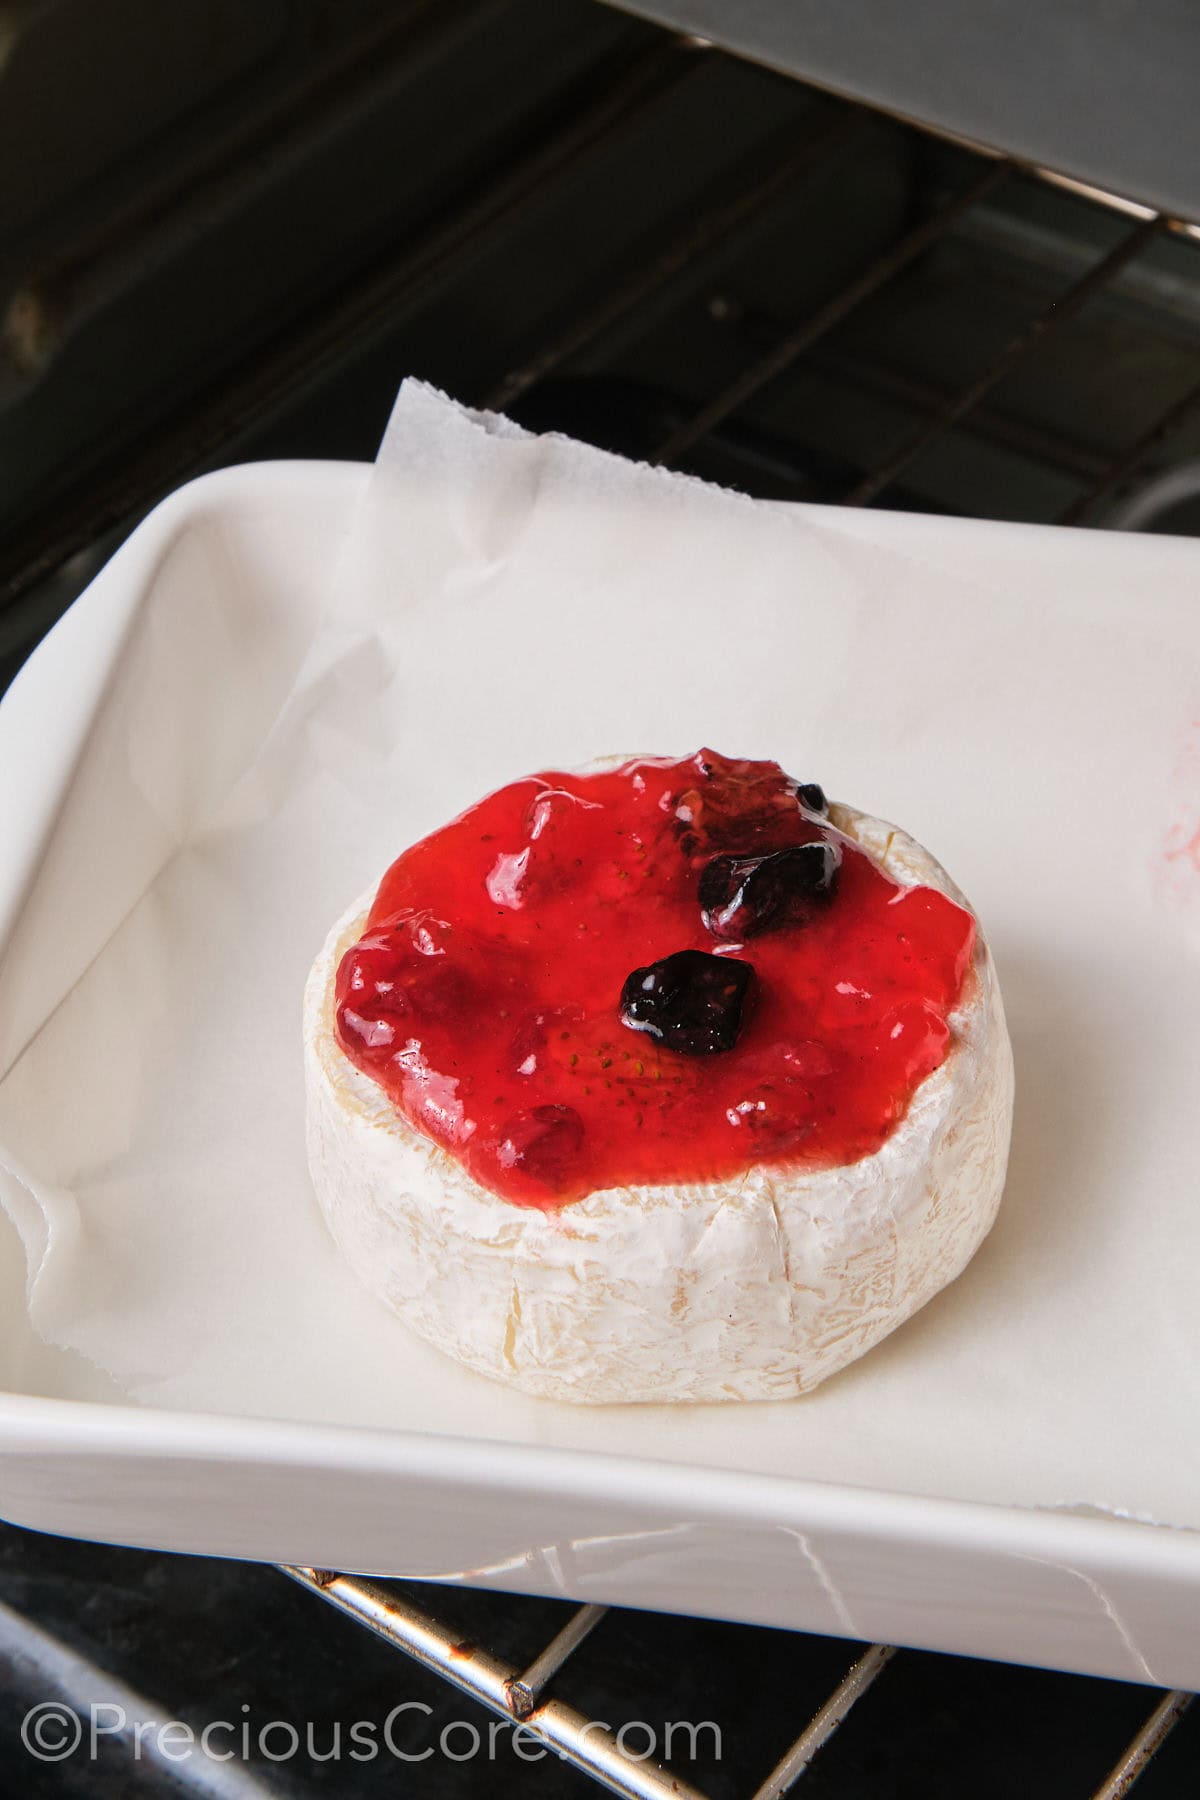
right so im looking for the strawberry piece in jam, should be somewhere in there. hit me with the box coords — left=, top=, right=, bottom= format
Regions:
left=334, top=750, right=976, bottom=1208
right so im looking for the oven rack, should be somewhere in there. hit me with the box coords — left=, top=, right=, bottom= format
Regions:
left=281, top=1568, right=1195, bottom=1798
left=5, top=7, right=1200, bottom=619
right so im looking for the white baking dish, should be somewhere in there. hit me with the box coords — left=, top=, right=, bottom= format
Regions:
left=2, top=455, right=1199, bottom=1690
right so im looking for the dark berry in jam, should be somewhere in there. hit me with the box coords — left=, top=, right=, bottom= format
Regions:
left=796, top=782, right=828, bottom=815
left=699, top=840, right=841, bottom=941
left=619, top=949, right=754, bottom=1054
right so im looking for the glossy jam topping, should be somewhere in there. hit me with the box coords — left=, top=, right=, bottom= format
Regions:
left=334, top=750, right=976, bottom=1208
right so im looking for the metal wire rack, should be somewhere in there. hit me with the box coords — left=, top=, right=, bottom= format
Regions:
left=6, top=7, right=1200, bottom=618
left=279, top=1569, right=1194, bottom=1798
left=4, top=4, right=1200, bottom=1794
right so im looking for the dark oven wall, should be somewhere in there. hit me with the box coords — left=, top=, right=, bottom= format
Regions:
left=4, top=0, right=1200, bottom=698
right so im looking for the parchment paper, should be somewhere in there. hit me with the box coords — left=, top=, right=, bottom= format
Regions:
left=2, top=380, right=1199, bottom=1524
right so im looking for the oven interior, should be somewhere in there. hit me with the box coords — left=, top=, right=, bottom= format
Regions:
left=2, top=2, right=1200, bottom=1794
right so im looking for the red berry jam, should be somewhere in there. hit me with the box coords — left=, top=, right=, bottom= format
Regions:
left=334, top=750, right=975, bottom=1208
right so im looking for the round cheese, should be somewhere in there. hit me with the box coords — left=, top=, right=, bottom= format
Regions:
left=304, top=796, right=1013, bottom=1404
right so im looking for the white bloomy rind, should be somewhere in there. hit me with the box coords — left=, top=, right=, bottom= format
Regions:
left=304, top=801, right=1014, bottom=1404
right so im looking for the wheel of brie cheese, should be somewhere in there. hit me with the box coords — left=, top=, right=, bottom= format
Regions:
left=304, top=750, right=1013, bottom=1404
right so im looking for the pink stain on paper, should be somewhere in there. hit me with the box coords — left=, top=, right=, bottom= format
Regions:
left=1166, top=820, right=1200, bottom=872
left=1157, top=715, right=1200, bottom=913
